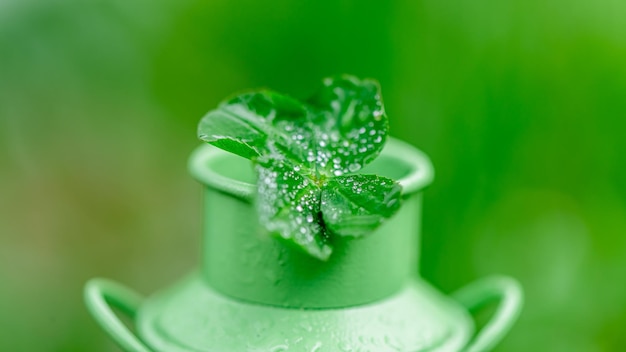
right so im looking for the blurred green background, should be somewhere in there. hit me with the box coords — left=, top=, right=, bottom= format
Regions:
left=1, top=0, right=625, bottom=351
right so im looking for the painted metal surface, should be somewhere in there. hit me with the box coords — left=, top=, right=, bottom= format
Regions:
left=84, top=138, right=522, bottom=351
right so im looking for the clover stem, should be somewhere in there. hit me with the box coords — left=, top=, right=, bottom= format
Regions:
left=310, top=173, right=328, bottom=187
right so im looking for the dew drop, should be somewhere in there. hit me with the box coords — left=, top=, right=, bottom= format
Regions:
left=310, top=342, right=322, bottom=352
left=348, top=164, right=361, bottom=172
left=383, top=335, right=404, bottom=351
left=337, top=342, right=352, bottom=351
left=270, top=344, right=289, bottom=352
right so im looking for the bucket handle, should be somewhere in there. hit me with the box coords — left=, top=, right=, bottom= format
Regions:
left=84, top=279, right=153, bottom=352
left=452, top=275, right=523, bottom=352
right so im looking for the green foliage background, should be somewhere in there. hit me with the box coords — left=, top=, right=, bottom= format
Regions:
left=1, top=1, right=625, bottom=350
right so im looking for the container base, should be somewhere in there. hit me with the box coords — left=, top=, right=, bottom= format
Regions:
left=136, top=272, right=473, bottom=352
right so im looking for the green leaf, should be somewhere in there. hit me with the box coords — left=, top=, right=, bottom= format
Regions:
left=321, top=174, right=402, bottom=238
left=306, top=75, right=388, bottom=176
left=255, top=157, right=332, bottom=261
left=198, top=76, right=388, bottom=176
left=197, top=91, right=311, bottom=162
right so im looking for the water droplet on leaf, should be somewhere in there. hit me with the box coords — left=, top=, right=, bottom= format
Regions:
left=348, top=164, right=361, bottom=172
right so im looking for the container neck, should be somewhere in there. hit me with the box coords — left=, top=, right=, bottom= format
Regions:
left=200, top=188, right=421, bottom=308
left=189, top=138, right=433, bottom=308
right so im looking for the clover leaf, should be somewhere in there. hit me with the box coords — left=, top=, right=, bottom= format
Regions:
left=198, top=75, right=402, bottom=260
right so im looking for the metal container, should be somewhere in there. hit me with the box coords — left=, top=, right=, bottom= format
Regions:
left=85, top=138, right=522, bottom=351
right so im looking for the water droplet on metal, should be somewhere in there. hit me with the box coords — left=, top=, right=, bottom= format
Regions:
left=310, top=341, right=322, bottom=352
left=384, top=335, right=404, bottom=351
left=270, top=344, right=289, bottom=352
left=337, top=342, right=353, bottom=351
